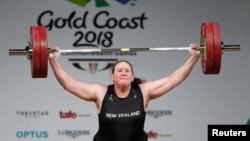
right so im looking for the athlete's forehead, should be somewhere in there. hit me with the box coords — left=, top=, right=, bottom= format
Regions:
left=112, top=60, right=134, bottom=73
left=115, top=61, right=131, bottom=68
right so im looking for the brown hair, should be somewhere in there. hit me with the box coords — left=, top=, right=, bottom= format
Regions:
left=111, top=60, right=145, bottom=85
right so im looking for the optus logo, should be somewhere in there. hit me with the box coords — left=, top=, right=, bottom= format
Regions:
left=16, top=131, right=48, bottom=138
left=67, top=0, right=136, bottom=8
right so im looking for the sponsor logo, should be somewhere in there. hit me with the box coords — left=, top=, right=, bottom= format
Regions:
left=146, top=110, right=172, bottom=118
left=16, top=110, right=49, bottom=118
left=58, top=130, right=90, bottom=138
left=147, top=130, right=172, bottom=138
left=16, top=131, right=48, bottom=138
left=59, top=110, right=91, bottom=119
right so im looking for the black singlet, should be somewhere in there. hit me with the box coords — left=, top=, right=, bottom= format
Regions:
left=93, top=84, right=147, bottom=141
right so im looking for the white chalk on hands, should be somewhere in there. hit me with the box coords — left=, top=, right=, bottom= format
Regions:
left=188, top=44, right=200, bottom=55
left=49, top=49, right=61, bottom=59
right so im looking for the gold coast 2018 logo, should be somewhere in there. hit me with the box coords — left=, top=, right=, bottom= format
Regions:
left=36, top=0, right=148, bottom=75
left=67, top=0, right=137, bottom=8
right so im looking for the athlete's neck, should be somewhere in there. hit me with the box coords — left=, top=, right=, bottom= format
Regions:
left=114, top=84, right=131, bottom=98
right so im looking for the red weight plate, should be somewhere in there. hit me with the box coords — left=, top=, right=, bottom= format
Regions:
left=38, top=26, right=48, bottom=78
left=30, top=26, right=41, bottom=78
left=200, top=22, right=214, bottom=74
left=211, top=22, right=222, bottom=74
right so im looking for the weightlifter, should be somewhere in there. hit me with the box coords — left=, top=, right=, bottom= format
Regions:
left=48, top=43, right=200, bottom=141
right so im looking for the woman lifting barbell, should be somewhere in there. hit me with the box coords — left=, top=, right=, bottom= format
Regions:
left=48, top=43, right=200, bottom=141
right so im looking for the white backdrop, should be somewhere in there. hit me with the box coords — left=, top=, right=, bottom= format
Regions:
left=0, top=0, right=249, bottom=141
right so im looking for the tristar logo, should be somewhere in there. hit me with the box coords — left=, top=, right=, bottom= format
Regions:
left=16, top=110, right=49, bottom=118
left=67, top=0, right=135, bottom=8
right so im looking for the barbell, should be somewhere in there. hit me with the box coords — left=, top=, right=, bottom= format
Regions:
left=9, top=22, right=241, bottom=78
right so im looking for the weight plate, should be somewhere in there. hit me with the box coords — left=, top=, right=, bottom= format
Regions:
left=212, top=22, right=222, bottom=74
left=38, top=26, right=48, bottom=78
left=200, top=22, right=214, bottom=74
left=30, top=26, right=41, bottom=78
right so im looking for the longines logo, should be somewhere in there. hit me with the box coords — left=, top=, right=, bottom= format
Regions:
left=58, top=130, right=90, bottom=138
left=146, top=110, right=172, bottom=118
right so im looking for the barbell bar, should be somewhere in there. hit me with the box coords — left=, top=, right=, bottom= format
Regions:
left=9, top=45, right=240, bottom=56
left=8, top=22, right=241, bottom=78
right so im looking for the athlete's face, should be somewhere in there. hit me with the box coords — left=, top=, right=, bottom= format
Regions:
left=112, top=61, right=134, bottom=86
